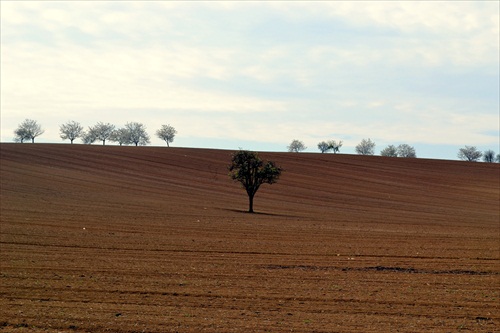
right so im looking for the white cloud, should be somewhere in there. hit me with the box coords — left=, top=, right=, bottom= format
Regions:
left=315, top=1, right=496, bottom=35
left=2, top=42, right=287, bottom=113
left=273, top=1, right=499, bottom=71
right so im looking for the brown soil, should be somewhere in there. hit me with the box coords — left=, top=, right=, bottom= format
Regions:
left=1, top=143, right=499, bottom=333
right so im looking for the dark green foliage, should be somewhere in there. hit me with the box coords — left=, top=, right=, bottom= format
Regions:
left=229, top=150, right=282, bottom=213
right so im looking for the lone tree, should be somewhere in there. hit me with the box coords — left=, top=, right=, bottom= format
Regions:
left=124, top=122, right=150, bottom=146
left=229, top=150, right=283, bottom=213
left=59, top=121, right=84, bottom=144
left=355, top=138, right=375, bottom=155
left=156, top=124, right=177, bottom=147
left=14, top=119, right=44, bottom=143
left=458, top=146, right=482, bottom=162
left=288, top=139, right=306, bottom=153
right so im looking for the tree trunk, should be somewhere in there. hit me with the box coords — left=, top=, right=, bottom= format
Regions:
left=248, top=193, right=254, bottom=213
left=31, top=137, right=35, bottom=143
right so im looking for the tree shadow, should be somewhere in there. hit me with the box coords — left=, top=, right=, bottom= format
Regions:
left=223, top=208, right=299, bottom=218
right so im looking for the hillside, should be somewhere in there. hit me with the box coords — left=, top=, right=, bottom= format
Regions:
left=1, top=143, right=499, bottom=332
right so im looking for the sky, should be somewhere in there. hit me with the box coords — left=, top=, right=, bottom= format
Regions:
left=1, top=1, right=499, bottom=160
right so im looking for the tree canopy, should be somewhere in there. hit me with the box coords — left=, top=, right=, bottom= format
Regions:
left=124, top=122, right=151, bottom=146
left=60, top=121, right=84, bottom=144
left=380, top=145, right=398, bottom=157
left=483, top=150, right=495, bottom=163
left=288, top=139, right=306, bottom=153
left=355, top=138, right=375, bottom=155
left=318, top=140, right=343, bottom=153
left=156, top=125, right=177, bottom=147
left=109, top=128, right=131, bottom=146
left=14, top=119, right=44, bottom=143
left=458, top=146, right=482, bottom=162
left=396, top=144, right=417, bottom=158
left=317, top=141, right=330, bottom=153
left=89, top=122, right=115, bottom=145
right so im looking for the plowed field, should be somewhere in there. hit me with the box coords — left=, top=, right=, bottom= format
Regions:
left=1, top=143, right=499, bottom=332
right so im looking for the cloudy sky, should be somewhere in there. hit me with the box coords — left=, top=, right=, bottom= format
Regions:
left=1, top=1, right=499, bottom=159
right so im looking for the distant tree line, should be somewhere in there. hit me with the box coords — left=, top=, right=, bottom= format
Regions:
left=11, top=119, right=500, bottom=162
left=457, top=146, right=500, bottom=162
left=13, top=119, right=176, bottom=147
left=287, top=138, right=499, bottom=162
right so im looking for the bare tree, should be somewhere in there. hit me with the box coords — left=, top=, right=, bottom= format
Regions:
left=229, top=150, right=282, bottom=213
left=90, top=122, right=115, bottom=145
left=328, top=140, right=343, bottom=154
left=497, top=154, right=500, bottom=163
left=124, top=122, right=150, bottom=146
left=14, top=119, right=44, bottom=143
left=82, top=129, right=97, bottom=144
left=156, top=124, right=177, bottom=147
left=397, top=144, right=417, bottom=158
left=14, top=127, right=28, bottom=143
left=60, top=121, right=84, bottom=144
left=109, top=128, right=130, bottom=146
left=318, top=141, right=330, bottom=153
left=380, top=145, right=398, bottom=157
left=355, top=138, right=375, bottom=155
left=458, top=146, right=482, bottom=162
left=288, top=139, right=306, bottom=153
left=483, top=150, right=495, bottom=163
